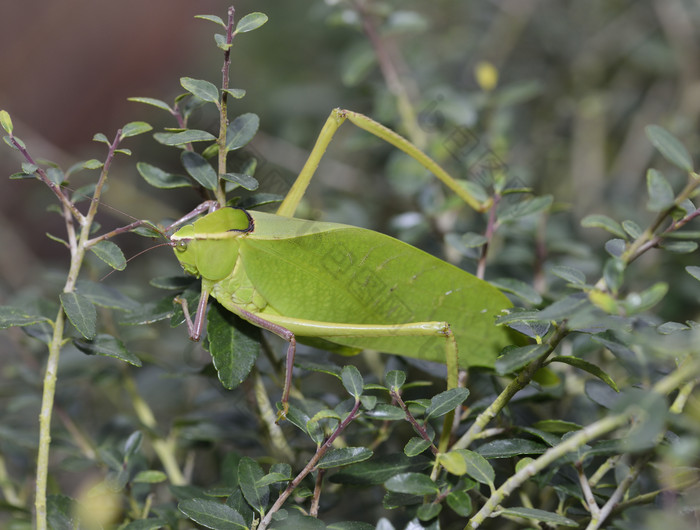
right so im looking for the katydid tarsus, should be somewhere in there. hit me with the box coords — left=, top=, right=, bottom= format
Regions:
left=169, top=108, right=517, bottom=416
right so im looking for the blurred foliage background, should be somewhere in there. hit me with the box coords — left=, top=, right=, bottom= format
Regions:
left=2, top=0, right=700, bottom=527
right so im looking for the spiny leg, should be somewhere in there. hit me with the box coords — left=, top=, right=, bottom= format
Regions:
left=276, top=108, right=488, bottom=218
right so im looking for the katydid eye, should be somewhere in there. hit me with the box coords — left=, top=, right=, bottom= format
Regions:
left=175, top=240, right=189, bottom=252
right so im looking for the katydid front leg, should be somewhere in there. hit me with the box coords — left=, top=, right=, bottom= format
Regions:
left=174, top=287, right=211, bottom=341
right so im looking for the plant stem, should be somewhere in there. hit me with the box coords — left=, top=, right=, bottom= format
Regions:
left=215, top=6, right=237, bottom=207
left=391, top=389, right=438, bottom=455
left=453, top=325, right=568, bottom=450
left=123, top=375, right=186, bottom=486
left=258, top=399, right=362, bottom=530
left=466, top=357, right=700, bottom=529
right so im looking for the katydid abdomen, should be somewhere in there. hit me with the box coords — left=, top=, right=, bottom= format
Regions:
left=174, top=208, right=515, bottom=369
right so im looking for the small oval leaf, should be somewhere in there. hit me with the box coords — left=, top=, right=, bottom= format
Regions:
left=425, top=388, right=470, bottom=420
left=235, top=12, right=268, bottom=33
left=179, top=498, right=247, bottom=529
left=646, top=168, right=675, bottom=212
left=226, top=113, right=259, bottom=151
left=137, top=162, right=191, bottom=189
left=60, top=292, right=96, bottom=340
left=384, top=472, right=439, bottom=496
left=318, top=447, right=373, bottom=469
left=181, top=77, right=220, bottom=104
left=646, top=125, right=693, bottom=172
left=120, top=121, right=152, bottom=139
left=341, top=365, right=364, bottom=399
left=181, top=151, right=218, bottom=190
left=89, top=240, right=127, bottom=270
left=155, top=129, right=216, bottom=146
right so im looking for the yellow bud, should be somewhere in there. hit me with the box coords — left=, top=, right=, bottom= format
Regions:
left=475, top=61, right=498, bottom=92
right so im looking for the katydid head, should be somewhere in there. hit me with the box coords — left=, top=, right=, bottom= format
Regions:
left=170, top=207, right=254, bottom=281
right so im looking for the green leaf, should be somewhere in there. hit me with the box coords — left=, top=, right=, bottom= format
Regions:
left=181, top=150, right=218, bottom=190
left=205, top=303, right=260, bottom=390
left=581, top=214, right=626, bottom=238
left=318, top=447, right=373, bottom=469
left=60, top=292, right=96, bottom=340
left=226, top=113, right=259, bottom=151
left=238, top=457, right=269, bottom=515
left=446, top=490, right=473, bottom=517
left=74, top=334, right=142, bottom=366
left=476, top=438, right=547, bottom=458
left=235, top=12, right=268, bottom=33
left=454, top=450, right=494, bottom=486
left=132, top=470, right=167, bottom=483
left=550, top=355, right=619, bottom=391
left=0, top=109, right=13, bottom=133
left=181, top=77, right=219, bottom=104
left=501, top=507, right=577, bottom=527
left=214, top=33, right=231, bottom=51
left=178, top=498, right=247, bottom=529
left=195, top=14, right=226, bottom=27
left=306, top=409, right=341, bottom=442
left=646, top=125, right=693, bottom=172
left=220, top=172, right=259, bottom=191
left=137, top=162, right=191, bottom=189
left=76, top=280, right=140, bottom=311
left=128, top=96, right=173, bottom=112
left=256, top=472, right=290, bottom=488
left=89, top=240, right=126, bottom=270
left=646, top=169, right=675, bottom=212
left=417, top=502, right=441, bottom=521
left=661, top=241, right=698, bottom=253
left=550, top=266, right=586, bottom=286
left=491, top=278, right=542, bottom=304
left=364, top=404, right=405, bottom=421
left=621, top=219, right=643, bottom=239
left=531, top=419, right=582, bottom=434
left=223, top=88, right=246, bottom=99
left=4, top=134, right=25, bottom=150
left=154, top=129, right=216, bottom=146
left=82, top=159, right=103, bottom=170
left=120, top=295, right=174, bottom=325
left=495, top=344, right=549, bottom=375
left=687, top=266, right=700, bottom=282
left=384, top=472, right=439, bottom=495
left=498, top=195, right=553, bottom=222
left=330, top=454, right=430, bottom=486
left=424, top=388, right=469, bottom=420
left=385, top=370, right=406, bottom=389
left=404, top=437, right=431, bottom=457
left=438, top=451, right=467, bottom=475
left=657, top=321, right=691, bottom=334
left=603, top=257, right=625, bottom=292
left=623, top=282, right=668, bottom=315
left=120, top=121, right=152, bottom=139
left=0, top=305, right=50, bottom=328
left=341, top=365, right=364, bottom=399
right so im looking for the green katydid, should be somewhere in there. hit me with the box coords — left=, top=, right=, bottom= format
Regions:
left=168, top=109, right=517, bottom=414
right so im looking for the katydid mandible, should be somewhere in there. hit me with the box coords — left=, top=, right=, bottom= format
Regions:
left=169, top=109, right=516, bottom=414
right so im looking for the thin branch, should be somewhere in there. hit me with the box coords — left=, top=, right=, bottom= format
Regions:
left=258, top=399, right=362, bottom=530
